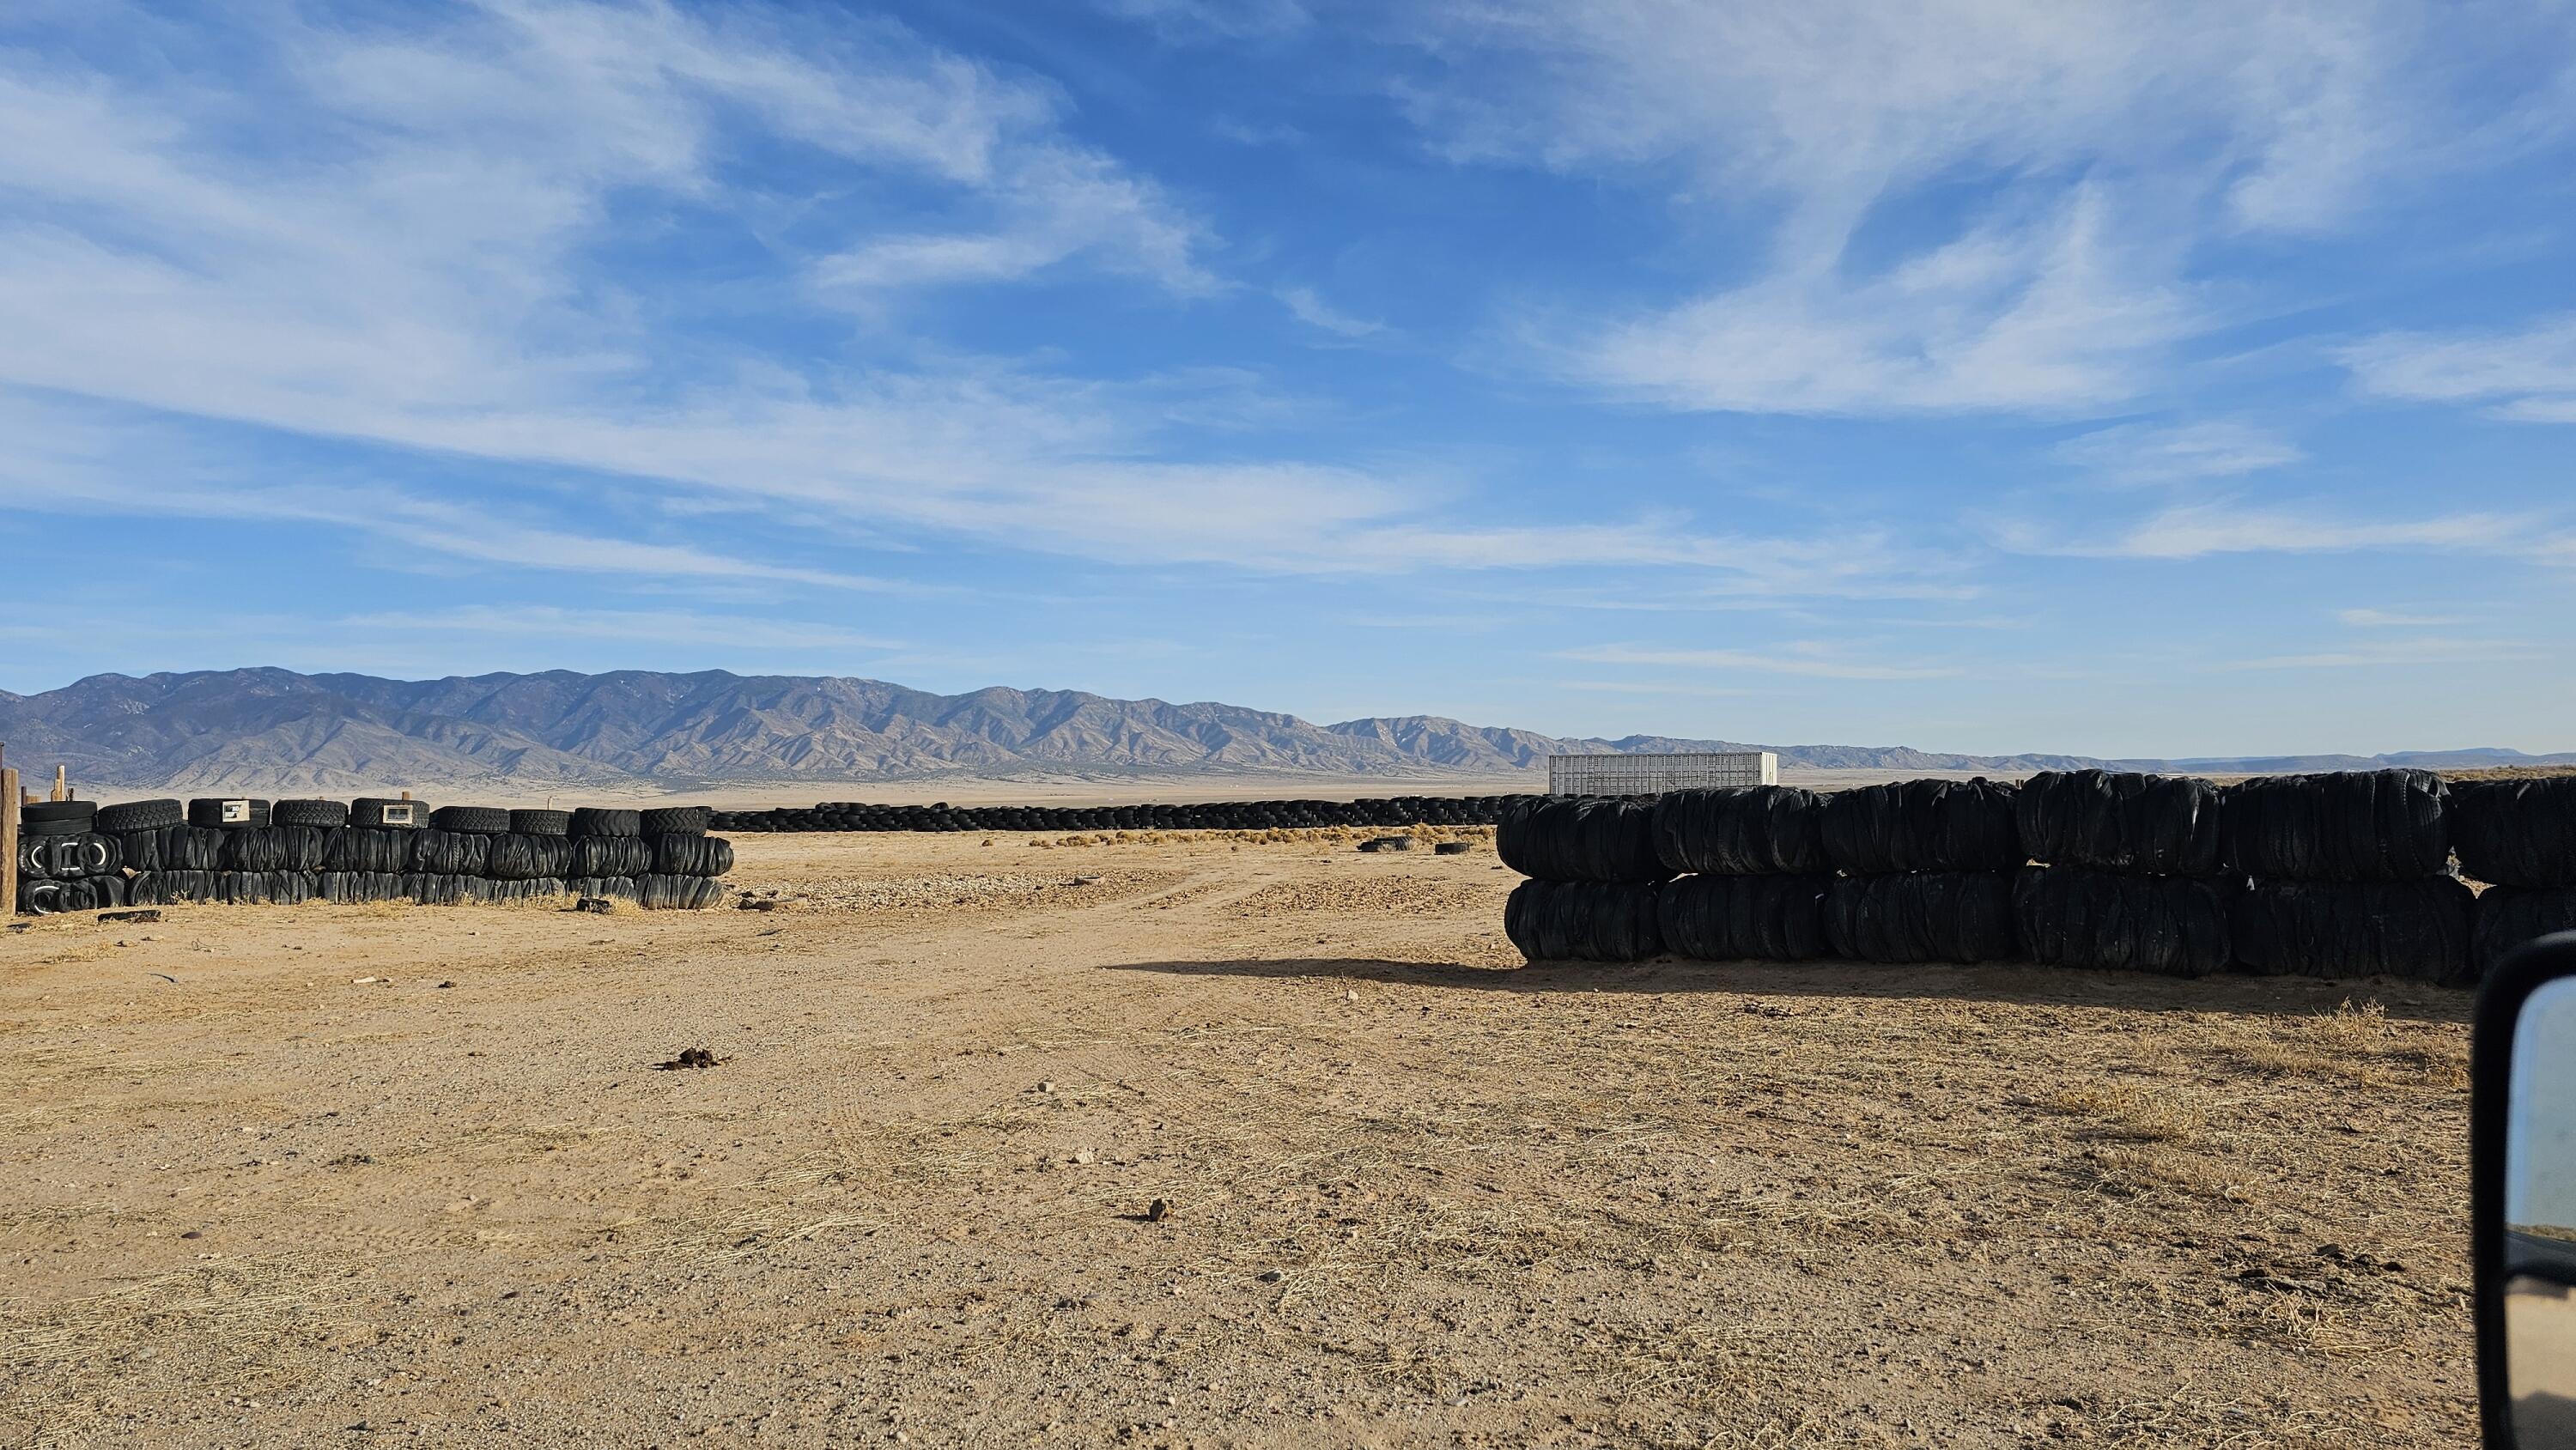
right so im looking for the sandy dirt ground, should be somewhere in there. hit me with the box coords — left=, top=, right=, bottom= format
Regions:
left=1, top=831, right=2480, bottom=1447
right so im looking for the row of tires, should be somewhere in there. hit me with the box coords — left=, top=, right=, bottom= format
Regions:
left=709, top=796, right=1517, bottom=834
left=1504, top=771, right=2575, bottom=885
left=21, top=798, right=715, bottom=838
left=17, top=872, right=726, bottom=914
left=1508, top=869, right=2551, bottom=986
left=17, top=826, right=733, bottom=882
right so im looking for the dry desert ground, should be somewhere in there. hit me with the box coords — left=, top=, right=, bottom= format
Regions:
left=2, top=829, right=2481, bottom=1447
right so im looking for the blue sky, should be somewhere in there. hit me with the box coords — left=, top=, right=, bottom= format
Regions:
left=1, top=0, right=2573, bottom=756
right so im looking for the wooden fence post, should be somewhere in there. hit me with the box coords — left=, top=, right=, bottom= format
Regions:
left=1, top=746, right=18, bottom=919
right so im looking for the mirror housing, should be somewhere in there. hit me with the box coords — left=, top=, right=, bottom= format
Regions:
left=2476, top=931, right=2576, bottom=1448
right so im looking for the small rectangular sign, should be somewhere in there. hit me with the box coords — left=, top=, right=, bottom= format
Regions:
left=381, top=804, right=415, bottom=826
left=221, top=800, right=252, bottom=823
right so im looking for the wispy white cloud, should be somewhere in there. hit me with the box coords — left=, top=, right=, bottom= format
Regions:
left=1396, top=0, right=2572, bottom=416
left=1097, top=0, right=1311, bottom=41
left=1277, top=286, right=1387, bottom=339
left=1574, top=187, right=2202, bottom=414
left=2001, top=500, right=2532, bottom=560
left=2336, top=312, right=2576, bottom=422
left=0, top=2, right=1967, bottom=608
left=340, top=605, right=902, bottom=652
left=2338, top=607, right=2470, bottom=628
left=2222, top=637, right=2542, bottom=669
left=1559, top=643, right=1957, bottom=680
left=2053, top=420, right=2305, bottom=482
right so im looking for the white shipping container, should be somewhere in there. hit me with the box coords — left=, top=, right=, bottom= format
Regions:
left=1547, top=751, right=1777, bottom=796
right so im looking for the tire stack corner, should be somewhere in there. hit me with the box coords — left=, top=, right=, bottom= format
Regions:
left=1496, top=797, right=1668, bottom=962
left=2454, top=775, right=2576, bottom=978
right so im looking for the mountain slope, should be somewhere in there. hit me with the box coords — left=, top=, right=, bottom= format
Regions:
left=0, top=668, right=2560, bottom=792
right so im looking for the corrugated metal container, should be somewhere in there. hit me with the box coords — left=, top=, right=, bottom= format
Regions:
left=1547, top=751, right=1777, bottom=796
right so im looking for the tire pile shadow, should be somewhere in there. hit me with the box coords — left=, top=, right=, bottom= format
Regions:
left=1100, top=954, right=2475, bottom=1022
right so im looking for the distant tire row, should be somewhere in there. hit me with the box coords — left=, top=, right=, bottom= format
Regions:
left=1498, top=771, right=2576, bottom=985
left=709, top=796, right=1518, bottom=834
left=14, top=797, right=731, bottom=915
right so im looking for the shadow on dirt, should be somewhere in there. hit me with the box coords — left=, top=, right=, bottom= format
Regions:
left=1101, top=955, right=2475, bottom=1023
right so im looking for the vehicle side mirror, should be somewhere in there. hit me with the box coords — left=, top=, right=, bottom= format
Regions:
left=2477, top=931, right=2576, bottom=1447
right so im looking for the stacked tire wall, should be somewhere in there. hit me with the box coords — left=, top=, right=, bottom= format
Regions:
left=1499, top=769, right=2576, bottom=986
left=2221, top=771, right=2471, bottom=986
left=16, top=797, right=733, bottom=914
left=711, top=795, right=1521, bottom=834
left=1817, top=780, right=2023, bottom=965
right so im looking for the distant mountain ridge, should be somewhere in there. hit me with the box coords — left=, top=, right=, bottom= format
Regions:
left=0, top=668, right=2561, bottom=793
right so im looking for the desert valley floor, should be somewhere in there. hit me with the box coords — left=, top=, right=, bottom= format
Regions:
left=2, top=830, right=2479, bottom=1447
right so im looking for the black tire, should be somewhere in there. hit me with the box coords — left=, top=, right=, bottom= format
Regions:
left=1495, top=798, right=1667, bottom=883
left=1656, top=873, right=1832, bottom=962
left=324, top=828, right=414, bottom=874
left=2230, top=878, right=2473, bottom=984
left=16, top=835, right=55, bottom=879
left=1821, top=873, right=2022, bottom=965
left=640, top=806, right=711, bottom=836
left=1503, top=879, right=1663, bottom=962
left=95, top=798, right=185, bottom=834
left=131, top=870, right=217, bottom=905
left=189, top=798, right=272, bottom=829
left=635, top=873, right=726, bottom=910
left=272, top=798, right=349, bottom=829
left=350, top=798, right=428, bottom=829
left=571, top=834, right=653, bottom=877
left=570, top=807, right=644, bottom=839
left=401, top=873, right=467, bottom=906
left=155, top=825, right=228, bottom=871
left=2014, top=771, right=2225, bottom=877
left=17, top=878, right=70, bottom=915
left=2476, top=887, right=2576, bottom=978
left=2451, top=779, right=2576, bottom=889
left=650, top=834, right=734, bottom=877
left=1651, top=786, right=1829, bottom=875
left=114, top=828, right=164, bottom=875
left=508, top=809, right=572, bottom=837
left=568, top=875, right=641, bottom=902
left=74, top=833, right=121, bottom=877
left=274, top=825, right=331, bottom=871
left=2012, top=866, right=2230, bottom=978
left=88, top=874, right=128, bottom=910
left=429, top=804, right=509, bottom=835
left=21, top=800, right=97, bottom=837
left=221, top=828, right=289, bottom=873
left=409, top=829, right=491, bottom=877
left=1819, top=780, right=2023, bottom=876
left=1433, top=841, right=1473, bottom=856
left=2221, top=771, right=2448, bottom=882
left=483, top=833, right=574, bottom=881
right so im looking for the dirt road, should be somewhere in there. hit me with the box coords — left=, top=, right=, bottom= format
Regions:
left=2, top=833, right=2478, bottom=1446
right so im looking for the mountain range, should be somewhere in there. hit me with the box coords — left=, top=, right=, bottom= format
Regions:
left=0, top=668, right=2562, bottom=794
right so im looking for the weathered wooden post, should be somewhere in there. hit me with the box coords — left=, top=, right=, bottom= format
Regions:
left=1, top=744, right=19, bottom=919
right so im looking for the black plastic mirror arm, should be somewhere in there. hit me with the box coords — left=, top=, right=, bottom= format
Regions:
left=2473, top=931, right=2576, bottom=1450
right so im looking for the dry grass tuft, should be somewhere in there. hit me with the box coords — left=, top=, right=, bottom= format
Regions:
left=2045, top=1084, right=2206, bottom=1144
left=0, top=1257, right=342, bottom=1446
left=2214, top=998, right=2469, bottom=1092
